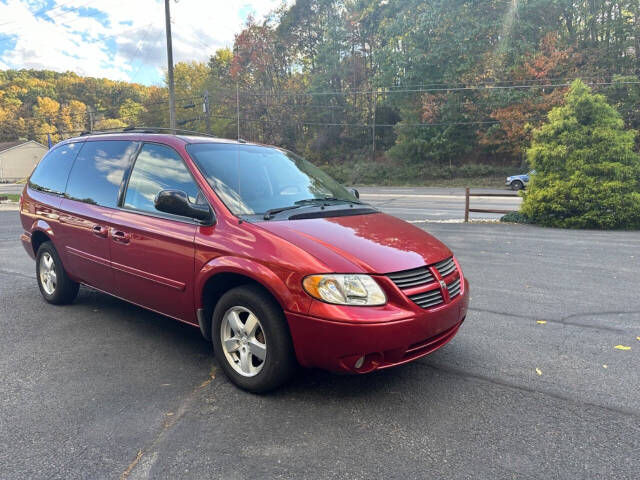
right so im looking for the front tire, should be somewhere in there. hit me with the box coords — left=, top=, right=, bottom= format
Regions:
left=212, top=285, right=297, bottom=393
left=36, top=241, right=79, bottom=305
left=511, top=180, right=524, bottom=191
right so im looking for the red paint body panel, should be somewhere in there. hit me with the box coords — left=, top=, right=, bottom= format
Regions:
left=109, top=209, right=197, bottom=323
left=19, top=133, right=470, bottom=375
left=256, top=213, right=452, bottom=274
left=57, top=198, right=115, bottom=292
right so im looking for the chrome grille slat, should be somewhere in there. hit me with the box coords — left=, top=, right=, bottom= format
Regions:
left=411, top=298, right=444, bottom=308
left=387, top=266, right=434, bottom=289
left=387, top=256, right=459, bottom=309
left=389, top=271, right=433, bottom=282
left=435, top=257, right=456, bottom=277
left=393, top=275, right=434, bottom=286
left=447, top=278, right=461, bottom=298
left=387, top=267, right=431, bottom=279
left=408, top=288, right=444, bottom=308
left=410, top=290, right=442, bottom=301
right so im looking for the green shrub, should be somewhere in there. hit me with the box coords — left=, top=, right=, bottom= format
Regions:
left=520, top=80, right=640, bottom=230
left=500, top=211, right=533, bottom=224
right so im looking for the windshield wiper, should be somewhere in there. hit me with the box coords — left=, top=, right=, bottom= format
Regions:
left=294, top=197, right=363, bottom=205
left=263, top=197, right=364, bottom=220
left=263, top=205, right=303, bottom=220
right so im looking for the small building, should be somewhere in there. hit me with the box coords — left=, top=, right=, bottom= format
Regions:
left=0, top=140, right=48, bottom=182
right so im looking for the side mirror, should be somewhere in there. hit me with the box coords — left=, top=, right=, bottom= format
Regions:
left=155, top=190, right=213, bottom=224
left=348, top=187, right=360, bottom=199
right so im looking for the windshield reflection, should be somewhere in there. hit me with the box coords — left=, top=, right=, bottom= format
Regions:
left=186, top=144, right=359, bottom=216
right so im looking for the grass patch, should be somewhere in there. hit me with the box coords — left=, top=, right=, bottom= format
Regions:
left=1, top=194, right=20, bottom=202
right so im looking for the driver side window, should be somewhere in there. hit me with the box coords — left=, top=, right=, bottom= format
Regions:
left=124, top=143, right=201, bottom=215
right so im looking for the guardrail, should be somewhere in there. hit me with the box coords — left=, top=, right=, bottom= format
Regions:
left=464, top=187, right=520, bottom=222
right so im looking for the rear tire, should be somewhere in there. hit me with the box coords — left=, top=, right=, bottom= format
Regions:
left=212, top=285, right=297, bottom=393
left=511, top=180, right=524, bottom=191
left=36, top=241, right=79, bottom=305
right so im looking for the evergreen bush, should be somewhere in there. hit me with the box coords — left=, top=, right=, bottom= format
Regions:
left=520, top=80, right=640, bottom=229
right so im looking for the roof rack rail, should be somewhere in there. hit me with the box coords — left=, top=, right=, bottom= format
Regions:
left=78, top=126, right=221, bottom=139
left=122, top=126, right=220, bottom=138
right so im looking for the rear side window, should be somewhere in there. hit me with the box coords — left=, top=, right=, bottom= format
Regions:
left=124, top=143, right=200, bottom=214
left=65, top=140, right=138, bottom=207
left=28, top=143, right=81, bottom=195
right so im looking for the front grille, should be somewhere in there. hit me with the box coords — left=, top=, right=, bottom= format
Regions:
left=388, top=256, right=460, bottom=310
left=434, top=257, right=456, bottom=277
left=447, top=277, right=461, bottom=299
left=387, top=266, right=435, bottom=289
left=408, top=288, right=444, bottom=309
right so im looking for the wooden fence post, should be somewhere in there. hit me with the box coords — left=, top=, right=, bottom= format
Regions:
left=464, top=187, right=470, bottom=222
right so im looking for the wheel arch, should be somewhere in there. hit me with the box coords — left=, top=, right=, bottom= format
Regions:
left=195, top=257, right=294, bottom=341
left=30, top=220, right=55, bottom=254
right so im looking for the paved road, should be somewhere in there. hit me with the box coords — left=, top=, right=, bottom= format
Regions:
left=1, top=210, right=638, bottom=479
left=358, top=186, right=521, bottom=221
left=0, top=183, right=22, bottom=194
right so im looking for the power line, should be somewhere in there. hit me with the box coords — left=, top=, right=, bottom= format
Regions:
left=129, top=28, right=165, bottom=82
left=378, top=75, right=638, bottom=90
left=232, top=80, right=640, bottom=98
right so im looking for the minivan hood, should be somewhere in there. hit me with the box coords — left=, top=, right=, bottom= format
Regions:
left=256, top=212, right=452, bottom=274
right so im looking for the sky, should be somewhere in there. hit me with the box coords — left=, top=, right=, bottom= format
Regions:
left=0, top=0, right=285, bottom=85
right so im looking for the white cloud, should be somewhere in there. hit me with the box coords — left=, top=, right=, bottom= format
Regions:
left=0, top=0, right=287, bottom=84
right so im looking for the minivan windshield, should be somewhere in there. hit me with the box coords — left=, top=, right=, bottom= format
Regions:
left=186, top=143, right=361, bottom=216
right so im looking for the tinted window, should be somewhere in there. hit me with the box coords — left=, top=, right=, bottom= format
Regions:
left=124, top=143, right=200, bottom=214
left=65, top=141, right=137, bottom=207
left=28, top=142, right=81, bottom=194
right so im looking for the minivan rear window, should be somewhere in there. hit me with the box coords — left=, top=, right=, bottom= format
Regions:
left=28, top=142, right=82, bottom=195
left=65, top=140, right=138, bottom=208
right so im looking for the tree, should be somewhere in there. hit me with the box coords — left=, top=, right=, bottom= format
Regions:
left=94, top=118, right=127, bottom=130
left=521, top=80, right=640, bottom=229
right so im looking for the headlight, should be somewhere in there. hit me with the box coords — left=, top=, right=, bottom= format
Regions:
left=302, top=274, right=386, bottom=306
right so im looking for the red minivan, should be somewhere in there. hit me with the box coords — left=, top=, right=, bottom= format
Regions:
left=19, top=130, right=469, bottom=392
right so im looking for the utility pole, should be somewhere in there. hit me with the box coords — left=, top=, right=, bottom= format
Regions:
left=203, top=90, right=211, bottom=134
left=236, top=83, right=240, bottom=140
left=164, top=0, right=176, bottom=131
left=86, top=105, right=94, bottom=131
left=371, top=91, right=377, bottom=161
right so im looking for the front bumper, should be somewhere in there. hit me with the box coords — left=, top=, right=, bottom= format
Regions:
left=286, top=279, right=469, bottom=373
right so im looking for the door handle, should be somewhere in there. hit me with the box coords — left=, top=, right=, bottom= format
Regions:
left=92, top=225, right=108, bottom=238
left=112, top=230, right=131, bottom=244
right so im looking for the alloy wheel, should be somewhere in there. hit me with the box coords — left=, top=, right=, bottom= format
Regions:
left=220, top=306, right=267, bottom=377
left=39, top=252, right=57, bottom=295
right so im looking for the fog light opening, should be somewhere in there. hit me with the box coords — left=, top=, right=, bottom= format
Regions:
left=354, top=355, right=365, bottom=369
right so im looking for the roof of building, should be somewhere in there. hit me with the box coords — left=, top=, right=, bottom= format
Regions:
left=0, top=141, right=24, bottom=152
left=0, top=140, right=47, bottom=153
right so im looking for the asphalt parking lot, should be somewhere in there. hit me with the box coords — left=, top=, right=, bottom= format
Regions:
left=1, top=202, right=638, bottom=479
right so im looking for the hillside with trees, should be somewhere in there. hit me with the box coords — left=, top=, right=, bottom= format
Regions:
left=1, top=0, right=639, bottom=184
